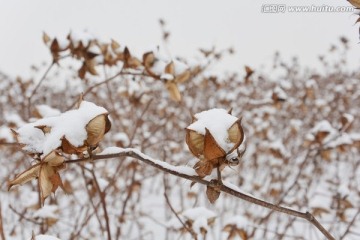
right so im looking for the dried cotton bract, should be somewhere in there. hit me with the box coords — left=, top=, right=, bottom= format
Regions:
left=8, top=100, right=111, bottom=205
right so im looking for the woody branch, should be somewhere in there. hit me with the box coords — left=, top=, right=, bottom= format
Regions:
left=65, top=149, right=336, bottom=240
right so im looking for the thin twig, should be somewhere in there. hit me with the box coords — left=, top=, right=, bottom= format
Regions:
left=66, top=71, right=150, bottom=111
left=8, top=205, right=42, bottom=225
left=27, top=61, right=55, bottom=118
left=64, top=149, right=336, bottom=240
left=128, top=98, right=154, bottom=145
left=0, top=202, right=6, bottom=240
left=90, top=169, right=112, bottom=240
left=163, top=176, right=198, bottom=239
left=80, top=167, right=105, bottom=233
left=339, top=209, right=360, bottom=240
left=119, top=164, right=137, bottom=225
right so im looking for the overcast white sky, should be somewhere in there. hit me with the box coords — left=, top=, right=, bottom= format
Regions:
left=1, top=0, right=359, bottom=77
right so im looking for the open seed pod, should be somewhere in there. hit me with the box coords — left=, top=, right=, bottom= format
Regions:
left=186, top=118, right=244, bottom=160
left=186, top=108, right=245, bottom=177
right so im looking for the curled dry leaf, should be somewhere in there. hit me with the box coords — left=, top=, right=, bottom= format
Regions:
left=223, top=224, right=248, bottom=240
left=143, top=51, right=160, bottom=78
left=8, top=164, right=41, bottom=191
left=8, top=161, right=66, bottom=205
left=175, top=70, right=191, bottom=84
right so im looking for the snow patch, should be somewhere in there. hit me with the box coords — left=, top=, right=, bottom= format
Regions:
left=33, top=205, right=58, bottom=219
left=224, top=215, right=248, bottom=229
left=35, top=105, right=61, bottom=118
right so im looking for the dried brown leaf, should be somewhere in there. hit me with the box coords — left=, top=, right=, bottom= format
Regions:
left=49, top=172, right=64, bottom=193
left=43, top=151, right=64, bottom=166
left=340, top=198, right=353, bottom=209
left=127, top=57, right=142, bottom=69
left=8, top=164, right=41, bottom=190
left=42, top=32, right=51, bottom=45
left=348, top=0, right=360, bottom=8
left=244, top=65, right=254, bottom=83
left=320, top=149, right=331, bottom=161
left=165, top=61, right=175, bottom=75
left=111, top=39, right=120, bottom=51
left=85, top=60, right=98, bottom=76
left=206, top=185, right=220, bottom=204
left=194, top=160, right=213, bottom=177
left=165, top=81, right=181, bottom=102
left=39, top=164, right=56, bottom=205
left=143, top=52, right=155, bottom=68
left=175, top=70, right=191, bottom=83
left=78, top=63, right=87, bottom=79
left=312, top=207, right=330, bottom=217
left=237, top=229, right=248, bottom=240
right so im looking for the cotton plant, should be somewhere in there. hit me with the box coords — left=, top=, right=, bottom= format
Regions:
left=8, top=100, right=111, bottom=204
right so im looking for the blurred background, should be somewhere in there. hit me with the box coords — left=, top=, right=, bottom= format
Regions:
left=0, top=0, right=359, bottom=77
